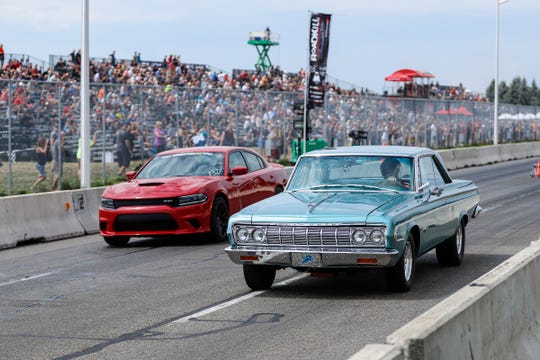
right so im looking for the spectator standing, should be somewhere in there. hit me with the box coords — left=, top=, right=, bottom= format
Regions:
left=109, top=50, right=116, bottom=67
left=31, top=135, right=48, bottom=189
left=0, top=43, right=4, bottom=70
left=153, top=121, right=167, bottom=153
left=220, top=122, right=236, bottom=146
left=51, top=131, right=65, bottom=190
left=269, top=127, right=282, bottom=161
left=116, top=123, right=132, bottom=178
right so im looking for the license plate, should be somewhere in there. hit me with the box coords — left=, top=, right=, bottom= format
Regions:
left=291, top=253, right=322, bottom=267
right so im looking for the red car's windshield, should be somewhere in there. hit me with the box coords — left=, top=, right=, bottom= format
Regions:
left=136, top=152, right=225, bottom=178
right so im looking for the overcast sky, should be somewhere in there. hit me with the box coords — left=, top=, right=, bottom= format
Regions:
left=1, top=0, right=538, bottom=94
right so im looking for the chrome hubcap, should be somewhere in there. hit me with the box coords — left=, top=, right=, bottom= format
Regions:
left=456, top=226, right=463, bottom=254
left=403, top=242, right=413, bottom=281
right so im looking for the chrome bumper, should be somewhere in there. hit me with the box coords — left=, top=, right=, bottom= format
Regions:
left=224, top=246, right=400, bottom=268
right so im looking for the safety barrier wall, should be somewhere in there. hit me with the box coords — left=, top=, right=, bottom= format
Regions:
left=0, top=187, right=105, bottom=249
left=349, top=240, right=540, bottom=360
left=1, top=142, right=540, bottom=250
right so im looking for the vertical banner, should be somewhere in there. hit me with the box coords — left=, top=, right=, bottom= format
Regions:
left=307, top=12, right=332, bottom=108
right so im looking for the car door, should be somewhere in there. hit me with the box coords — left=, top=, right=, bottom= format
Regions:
left=228, top=150, right=257, bottom=209
left=241, top=150, right=274, bottom=202
left=415, top=155, right=454, bottom=252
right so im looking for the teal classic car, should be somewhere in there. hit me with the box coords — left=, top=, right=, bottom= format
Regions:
left=225, top=146, right=482, bottom=292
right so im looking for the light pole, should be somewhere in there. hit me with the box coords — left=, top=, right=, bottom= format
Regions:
left=494, top=0, right=510, bottom=145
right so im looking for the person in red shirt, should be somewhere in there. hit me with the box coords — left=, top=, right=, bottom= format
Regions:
left=0, top=43, right=5, bottom=70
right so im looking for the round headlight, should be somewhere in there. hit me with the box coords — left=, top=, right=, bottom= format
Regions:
left=370, top=230, right=385, bottom=245
left=352, top=229, right=367, bottom=244
left=252, top=228, right=265, bottom=242
left=236, top=227, right=250, bottom=242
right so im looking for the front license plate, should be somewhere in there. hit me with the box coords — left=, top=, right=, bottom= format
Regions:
left=291, top=253, right=322, bottom=267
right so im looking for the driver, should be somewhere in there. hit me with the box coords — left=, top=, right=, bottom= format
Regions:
left=379, top=157, right=407, bottom=188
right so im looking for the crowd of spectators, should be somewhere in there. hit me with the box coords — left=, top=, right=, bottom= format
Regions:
left=1, top=49, right=539, bottom=172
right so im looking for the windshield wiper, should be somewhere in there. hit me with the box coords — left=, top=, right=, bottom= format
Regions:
left=308, top=184, right=392, bottom=191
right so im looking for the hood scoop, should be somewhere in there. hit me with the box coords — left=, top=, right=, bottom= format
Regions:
left=137, top=182, right=164, bottom=187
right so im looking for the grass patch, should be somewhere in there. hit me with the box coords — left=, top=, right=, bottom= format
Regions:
left=0, top=161, right=136, bottom=196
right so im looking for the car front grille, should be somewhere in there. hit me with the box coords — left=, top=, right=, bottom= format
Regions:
left=262, top=225, right=386, bottom=247
left=109, top=198, right=180, bottom=209
left=113, top=213, right=178, bottom=231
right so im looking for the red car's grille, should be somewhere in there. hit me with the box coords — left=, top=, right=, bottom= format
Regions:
left=111, top=198, right=179, bottom=209
left=113, top=214, right=178, bottom=231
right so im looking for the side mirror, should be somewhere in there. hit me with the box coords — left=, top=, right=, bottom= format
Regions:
left=230, top=166, right=248, bottom=176
left=126, top=171, right=136, bottom=180
left=417, top=182, right=429, bottom=193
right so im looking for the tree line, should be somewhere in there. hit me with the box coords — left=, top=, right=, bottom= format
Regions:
left=486, top=77, right=540, bottom=106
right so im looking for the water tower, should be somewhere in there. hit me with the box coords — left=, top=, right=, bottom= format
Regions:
left=248, top=27, right=279, bottom=72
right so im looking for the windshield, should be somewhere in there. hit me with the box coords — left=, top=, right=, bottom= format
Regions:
left=136, top=152, right=225, bottom=179
left=287, top=155, right=414, bottom=191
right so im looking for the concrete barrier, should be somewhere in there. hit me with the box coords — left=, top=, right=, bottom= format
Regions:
left=0, top=187, right=105, bottom=250
left=438, top=142, right=540, bottom=170
left=349, top=240, right=540, bottom=360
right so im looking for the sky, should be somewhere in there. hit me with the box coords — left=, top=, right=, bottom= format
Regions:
left=1, top=0, right=539, bottom=95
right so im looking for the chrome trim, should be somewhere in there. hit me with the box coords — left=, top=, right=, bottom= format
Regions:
left=225, top=246, right=400, bottom=268
left=472, top=205, right=483, bottom=219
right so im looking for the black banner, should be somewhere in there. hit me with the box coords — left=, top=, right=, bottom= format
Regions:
left=307, top=12, right=331, bottom=108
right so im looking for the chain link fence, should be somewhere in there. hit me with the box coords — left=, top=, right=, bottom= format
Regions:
left=1, top=79, right=540, bottom=195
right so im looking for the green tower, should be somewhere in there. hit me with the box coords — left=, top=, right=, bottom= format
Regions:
left=248, top=27, right=279, bottom=72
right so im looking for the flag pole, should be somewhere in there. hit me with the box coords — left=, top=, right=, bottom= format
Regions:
left=303, top=10, right=311, bottom=155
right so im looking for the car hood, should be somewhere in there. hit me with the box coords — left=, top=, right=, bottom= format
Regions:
left=102, top=177, right=216, bottom=199
left=237, top=190, right=407, bottom=224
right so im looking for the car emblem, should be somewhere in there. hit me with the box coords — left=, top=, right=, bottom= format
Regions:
left=301, top=255, right=314, bottom=265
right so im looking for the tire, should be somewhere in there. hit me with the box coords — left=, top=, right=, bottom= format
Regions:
left=436, top=220, right=465, bottom=266
left=243, top=264, right=276, bottom=290
left=103, top=236, right=130, bottom=247
left=210, top=196, right=229, bottom=242
left=274, top=185, right=284, bottom=195
left=385, top=234, right=415, bottom=292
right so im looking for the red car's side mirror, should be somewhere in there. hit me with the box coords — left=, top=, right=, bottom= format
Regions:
left=230, top=166, right=248, bottom=176
left=126, top=171, right=136, bottom=180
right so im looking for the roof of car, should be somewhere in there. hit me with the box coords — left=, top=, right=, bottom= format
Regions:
left=156, top=146, right=252, bottom=156
left=301, top=145, right=436, bottom=158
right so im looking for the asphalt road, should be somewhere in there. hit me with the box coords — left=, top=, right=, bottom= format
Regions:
left=1, top=157, right=539, bottom=360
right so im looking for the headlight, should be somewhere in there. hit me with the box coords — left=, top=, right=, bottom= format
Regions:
left=236, top=227, right=250, bottom=242
left=370, top=230, right=385, bottom=245
left=176, top=194, right=208, bottom=206
left=252, top=228, right=266, bottom=242
left=100, top=198, right=115, bottom=209
left=352, top=229, right=367, bottom=244
left=232, top=225, right=266, bottom=244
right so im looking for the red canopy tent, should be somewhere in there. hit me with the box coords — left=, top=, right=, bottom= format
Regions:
left=384, top=73, right=413, bottom=82
left=384, top=68, right=435, bottom=97
left=457, top=106, right=473, bottom=116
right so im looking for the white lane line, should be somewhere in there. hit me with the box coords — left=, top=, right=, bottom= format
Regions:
left=172, top=273, right=308, bottom=324
left=0, top=272, right=54, bottom=287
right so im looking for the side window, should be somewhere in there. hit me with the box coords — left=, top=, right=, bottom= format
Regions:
left=229, top=151, right=248, bottom=172
left=242, top=151, right=264, bottom=172
left=419, top=156, right=447, bottom=187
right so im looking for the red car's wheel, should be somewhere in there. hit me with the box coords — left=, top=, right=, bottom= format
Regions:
left=210, top=196, right=229, bottom=242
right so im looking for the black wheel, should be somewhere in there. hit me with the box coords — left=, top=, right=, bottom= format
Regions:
left=436, top=220, right=465, bottom=266
left=103, top=236, right=130, bottom=247
left=210, top=196, right=229, bottom=242
left=385, top=234, right=415, bottom=292
left=274, top=185, right=284, bottom=195
left=243, top=264, right=276, bottom=290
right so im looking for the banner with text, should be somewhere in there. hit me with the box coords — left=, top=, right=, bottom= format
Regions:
left=307, top=12, right=332, bottom=108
